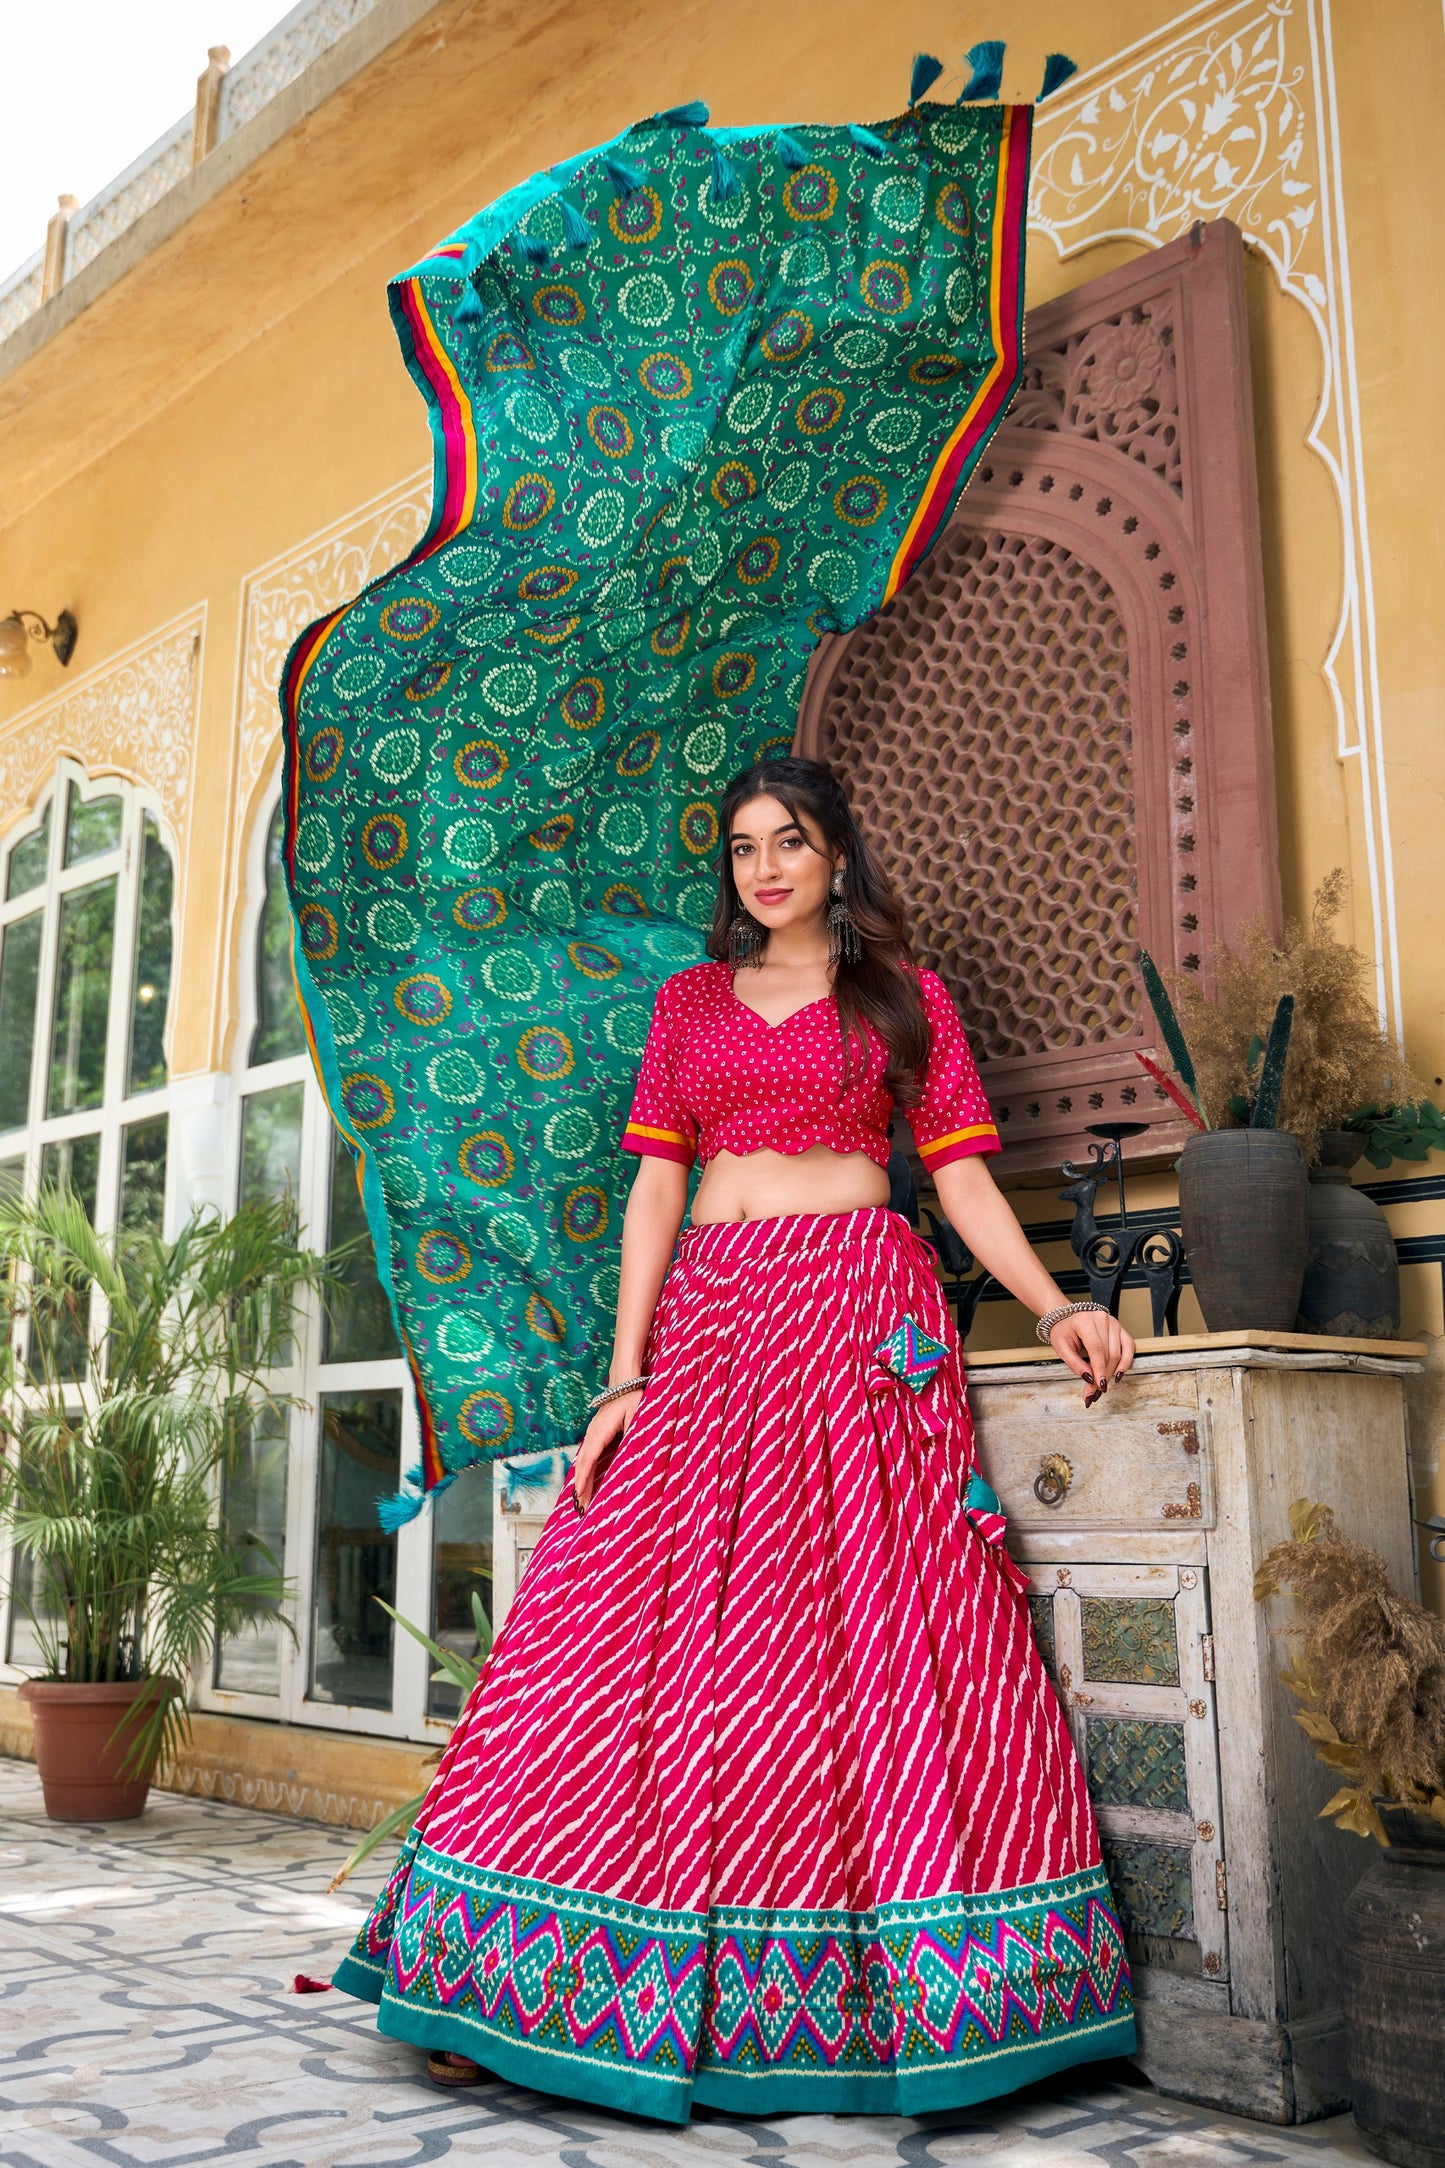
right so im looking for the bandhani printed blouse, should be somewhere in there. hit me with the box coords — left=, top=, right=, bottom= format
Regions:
left=621, top=960, right=1000, bottom=1175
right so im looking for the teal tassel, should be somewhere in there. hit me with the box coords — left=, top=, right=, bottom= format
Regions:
left=1038, top=51, right=1078, bottom=100
left=558, top=198, right=591, bottom=247
left=605, top=152, right=646, bottom=195
left=1251, top=994, right=1295, bottom=1129
left=453, top=283, right=484, bottom=328
left=404, top=1462, right=424, bottom=1488
left=512, top=232, right=550, bottom=266
left=958, top=38, right=1005, bottom=101
left=775, top=130, right=808, bottom=170
left=849, top=124, right=888, bottom=158
left=910, top=52, right=944, bottom=104
left=658, top=99, right=709, bottom=126
left=710, top=145, right=740, bottom=202
left=376, top=1487, right=425, bottom=1531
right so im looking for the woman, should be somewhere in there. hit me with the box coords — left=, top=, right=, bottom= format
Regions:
left=334, top=756, right=1136, bottom=2120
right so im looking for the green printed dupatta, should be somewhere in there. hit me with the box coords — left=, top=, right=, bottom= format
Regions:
left=279, top=95, right=1031, bottom=1515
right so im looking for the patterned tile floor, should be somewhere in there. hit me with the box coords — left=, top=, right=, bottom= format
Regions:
left=0, top=1758, right=1377, bottom=2168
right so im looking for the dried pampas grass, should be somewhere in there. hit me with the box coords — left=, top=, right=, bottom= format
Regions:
left=1171, top=872, right=1424, bottom=1162
left=1255, top=1499, right=1445, bottom=1843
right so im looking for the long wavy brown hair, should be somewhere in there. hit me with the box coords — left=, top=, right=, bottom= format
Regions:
left=706, top=756, right=931, bottom=1105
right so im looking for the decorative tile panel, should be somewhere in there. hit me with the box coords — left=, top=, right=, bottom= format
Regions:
left=1080, top=1597, right=1179, bottom=1686
left=1100, top=1837, right=1196, bottom=1942
left=1085, top=1717, right=1190, bottom=1814
left=1027, top=1596, right=1056, bottom=1676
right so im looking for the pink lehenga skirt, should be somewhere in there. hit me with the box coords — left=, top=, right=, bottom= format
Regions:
left=334, top=1206, right=1134, bottom=2119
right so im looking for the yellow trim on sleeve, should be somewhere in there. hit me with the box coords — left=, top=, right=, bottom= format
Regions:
left=918, top=1123, right=999, bottom=1158
left=625, top=1123, right=692, bottom=1146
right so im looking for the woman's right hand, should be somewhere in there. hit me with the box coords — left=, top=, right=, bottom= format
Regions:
left=572, top=1388, right=644, bottom=1514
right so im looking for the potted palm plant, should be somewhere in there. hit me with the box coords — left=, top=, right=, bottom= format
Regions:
left=1255, top=1501, right=1445, bottom=2167
left=0, top=1185, right=333, bottom=1820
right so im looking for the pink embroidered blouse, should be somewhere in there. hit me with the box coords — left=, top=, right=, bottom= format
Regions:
left=621, top=961, right=1000, bottom=1175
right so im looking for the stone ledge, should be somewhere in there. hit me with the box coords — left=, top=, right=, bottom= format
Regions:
left=0, top=1687, right=435, bottom=1831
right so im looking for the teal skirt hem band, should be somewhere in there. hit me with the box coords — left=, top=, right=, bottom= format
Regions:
left=333, top=1848, right=1134, bottom=2120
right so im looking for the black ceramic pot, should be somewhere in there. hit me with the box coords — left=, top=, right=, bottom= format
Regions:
left=1178, top=1128, right=1309, bottom=1332
left=1342, top=1804, right=1445, bottom=2168
left=1296, top=1129, right=1400, bottom=1338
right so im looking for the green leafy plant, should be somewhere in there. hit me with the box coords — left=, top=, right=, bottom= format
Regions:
left=328, top=1591, right=493, bottom=1891
left=1344, top=1099, right=1445, bottom=1171
left=0, top=1185, right=337, bottom=1774
left=1255, top=1498, right=1445, bottom=1844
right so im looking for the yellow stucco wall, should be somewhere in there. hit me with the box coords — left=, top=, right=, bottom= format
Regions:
left=1, top=0, right=1441, bottom=1603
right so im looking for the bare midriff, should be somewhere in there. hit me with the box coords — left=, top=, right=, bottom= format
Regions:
left=689, top=1144, right=891, bottom=1225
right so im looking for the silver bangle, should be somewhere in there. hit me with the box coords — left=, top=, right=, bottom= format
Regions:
left=1036, top=1301, right=1108, bottom=1346
left=587, top=1375, right=648, bottom=1413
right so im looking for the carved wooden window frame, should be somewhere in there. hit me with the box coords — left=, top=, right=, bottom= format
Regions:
left=796, top=220, right=1280, bottom=1175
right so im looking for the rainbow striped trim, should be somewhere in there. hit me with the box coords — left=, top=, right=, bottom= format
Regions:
left=622, top=1122, right=697, bottom=1167
left=882, top=103, right=1031, bottom=603
left=917, top=1123, right=1002, bottom=1167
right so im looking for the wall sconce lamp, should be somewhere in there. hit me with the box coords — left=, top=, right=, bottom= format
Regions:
left=0, top=608, right=79, bottom=678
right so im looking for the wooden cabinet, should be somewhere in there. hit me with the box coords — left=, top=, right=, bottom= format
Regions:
left=968, top=1330, right=1425, bottom=2125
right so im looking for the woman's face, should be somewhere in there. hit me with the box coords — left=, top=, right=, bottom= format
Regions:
left=727, top=793, right=839, bottom=938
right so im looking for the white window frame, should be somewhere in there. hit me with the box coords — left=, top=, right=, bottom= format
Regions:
left=0, top=761, right=178, bottom=1683
left=192, top=788, right=453, bottom=1746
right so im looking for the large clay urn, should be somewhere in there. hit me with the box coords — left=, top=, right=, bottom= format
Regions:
left=1342, top=1804, right=1445, bottom=2167
left=1178, top=1129, right=1309, bottom=1332
left=19, top=1677, right=173, bottom=1821
left=1296, top=1130, right=1400, bottom=1338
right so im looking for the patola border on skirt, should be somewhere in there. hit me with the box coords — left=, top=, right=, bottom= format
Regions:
left=334, top=1841, right=1135, bottom=2122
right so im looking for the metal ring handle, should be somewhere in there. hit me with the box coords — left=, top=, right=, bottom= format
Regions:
left=1033, top=1453, right=1074, bottom=1507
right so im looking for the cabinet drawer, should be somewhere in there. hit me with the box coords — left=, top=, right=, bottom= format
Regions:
left=972, top=1394, right=1213, bottom=1532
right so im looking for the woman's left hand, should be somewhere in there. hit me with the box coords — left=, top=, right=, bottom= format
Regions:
left=1049, top=1308, right=1135, bottom=1406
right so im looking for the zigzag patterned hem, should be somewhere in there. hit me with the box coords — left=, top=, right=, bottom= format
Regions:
left=333, top=1842, right=1136, bottom=2122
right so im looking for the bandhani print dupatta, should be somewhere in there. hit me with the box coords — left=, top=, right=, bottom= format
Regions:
left=279, top=93, right=1031, bottom=1511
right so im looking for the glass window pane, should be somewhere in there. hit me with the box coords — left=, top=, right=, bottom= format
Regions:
left=250, top=802, right=306, bottom=1066
left=119, top=1117, right=168, bottom=1233
left=428, top=1470, right=494, bottom=1722
left=48, top=876, right=116, bottom=1115
left=0, top=912, right=42, bottom=1131
left=5, top=1540, right=62, bottom=1672
left=310, top=1390, right=401, bottom=1710
left=324, top=1129, right=401, bottom=1363
left=214, top=1410, right=289, bottom=1696
left=238, top=1082, right=304, bottom=1206
left=6, top=805, right=50, bottom=900
left=127, top=815, right=173, bottom=1095
left=34, top=1134, right=101, bottom=1382
left=64, top=782, right=123, bottom=866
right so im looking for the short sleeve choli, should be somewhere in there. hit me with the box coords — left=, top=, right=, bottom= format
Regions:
left=622, top=961, right=999, bottom=1174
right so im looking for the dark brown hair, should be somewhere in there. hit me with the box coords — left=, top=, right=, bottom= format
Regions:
left=707, top=756, right=931, bottom=1105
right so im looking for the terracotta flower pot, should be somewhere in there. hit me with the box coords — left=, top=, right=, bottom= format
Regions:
left=18, top=1677, right=175, bottom=1821
left=1178, top=1128, right=1309, bottom=1332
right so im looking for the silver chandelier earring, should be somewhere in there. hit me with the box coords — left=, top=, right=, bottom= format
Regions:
left=827, top=867, right=861, bottom=966
left=728, top=905, right=765, bottom=967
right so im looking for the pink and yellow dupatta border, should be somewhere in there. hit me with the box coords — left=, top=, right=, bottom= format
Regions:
left=277, top=273, right=475, bottom=1491
left=882, top=102, right=1031, bottom=604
